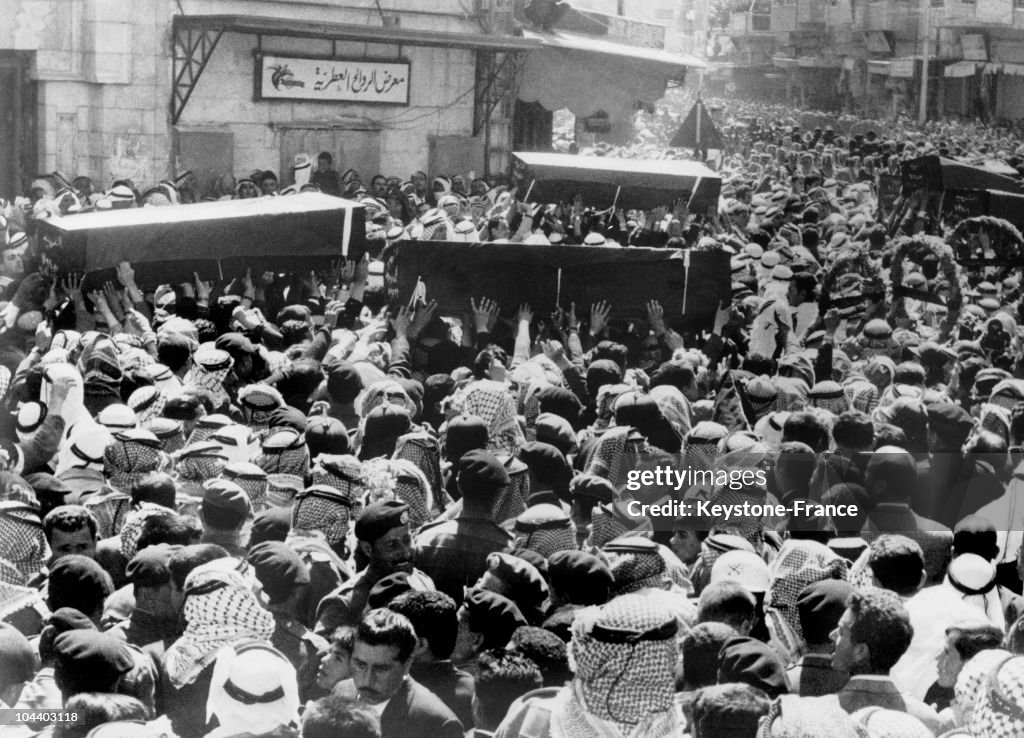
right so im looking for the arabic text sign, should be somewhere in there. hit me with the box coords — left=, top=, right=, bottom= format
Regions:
left=256, top=54, right=410, bottom=105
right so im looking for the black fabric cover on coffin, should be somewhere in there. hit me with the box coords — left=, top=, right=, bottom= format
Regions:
left=512, top=152, right=722, bottom=215
left=382, top=240, right=731, bottom=331
left=901, top=155, right=1024, bottom=195
left=34, top=193, right=366, bottom=289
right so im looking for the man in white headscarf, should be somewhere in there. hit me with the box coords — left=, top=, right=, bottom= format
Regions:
left=494, top=593, right=682, bottom=738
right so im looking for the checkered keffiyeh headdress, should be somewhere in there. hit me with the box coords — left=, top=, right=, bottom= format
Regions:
left=209, top=424, right=259, bottom=466
left=605, top=546, right=668, bottom=596
left=0, top=501, right=49, bottom=581
left=311, top=454, right=364, bottom=514
left=683, top=421, right=729, bottom=470
left=104, top=430, right=164, bottom=492
left=588, top=503, right=637, bottom=549
left=452, top=380, right=525, bottom=456
left=567, top=594, right=679, bottom=733
left=971, top=655, right=1024, bottom=738
left=361, top=457, right=433, bottom=530
left=393, top=432, right=444, bottom=515
left=188, top=414, right=234, bottom=445
left=222, top=463, right=269, bottom=513
left=119, top=502, right=176, bottom=559
left=184, top=349, right=234, bottom=407
left=145, top=418, right=187, bottom=454
left=490, top=453, right=529, bottom=525
left=256, top=429, right=310, bottom=478
left=512, top=506, right=576, bottom=558
left=360, top=380, right=416, bottom=418
left=175, top=442, right=229, bottom=495
left=164, top=562, right=275, bottom=689
left=809, top=381, right=850, bottom=415
left=765, top=539, right=849, bottom=644
left=292, top=485, right=353, bottom=549
left=128, top=386, right=167, bottom=426
left=843, top=376, right=878, bottom=414
left=593, top=383, right=632, bottom=432
left=237, top=384, right=285, bottom=433
left=955, top=649, right=1012, bottom=727
left=585, top=427, right=647, bottom=490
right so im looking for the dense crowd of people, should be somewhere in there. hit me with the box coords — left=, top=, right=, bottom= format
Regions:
left=5, top=97, right=1024, bottom=738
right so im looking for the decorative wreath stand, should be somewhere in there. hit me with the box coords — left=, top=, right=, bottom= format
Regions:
left=947, top=215, right=1024, bottom=274
left=819, top=247, right=884, bottom=315
left=886, top=235, right=963, bottom=332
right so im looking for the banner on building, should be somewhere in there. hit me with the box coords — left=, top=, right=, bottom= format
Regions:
left=255, top=54, right=410, bottom=105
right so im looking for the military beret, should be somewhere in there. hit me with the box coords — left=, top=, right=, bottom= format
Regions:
left=202, top=479, right=252, bottom=518
left=518, top=442, right=572, bottom=496
left=796, top=579, right=855, bottom=645
left=456, top=450, right=510, bottom=497
left=534, top=413, right=576, bottom=457
left=462, top=589, right=528, bottom=648
left=926, top=402, right=974, bottom=440
left=250, top=506, right=291, bottom=546
left=547, top=550, right=613, bottom=606
left=354, top=499, right=410, bottom=542
left=485, top=552, right=549, bottom=608
left=305, top=416, right=350, bottom=457
left=53, top=630, right=134, bottom=695
left=508, top=548, right=548, bottom=577
left=125, top=543, right=182, bottom=588
left=568, top=474, right=615, bottom=504
left=247, top=541, right=310, bottom=604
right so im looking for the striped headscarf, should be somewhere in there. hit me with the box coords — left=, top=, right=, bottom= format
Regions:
left=128, top=386, right=167, bottom=426
left=104, top=429, right=164, bottom=493
left=184, top=349, right=233, bottom=408
left=512, top=504, right=576, bottom=558
left=175, top=442, right=229, bottom=497
left=453, top=379, right=525, bottom=456
left=0, top=501, right=49, bottom=582
left=119, top=502, right=177, bottom=559
left=361, top=457, right=433, bottom=530
left=164, top=561, right=275, bottom=689
left=292, top=484, right=353, bottom=551
left=145, top=417, right=187, bottom=454
left=222, top=462, right=270, bottom=513
left=237, top=384, right=285, bottom=435
left=562, top=594, right=680, bottom=736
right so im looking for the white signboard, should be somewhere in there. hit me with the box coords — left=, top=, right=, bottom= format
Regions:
left=255, top=54, right=410, bottom=105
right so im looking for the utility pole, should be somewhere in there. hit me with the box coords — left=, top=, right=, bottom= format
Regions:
left=918, top=0, right=929, bottom=124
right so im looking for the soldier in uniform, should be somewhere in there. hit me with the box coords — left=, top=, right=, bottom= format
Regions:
left=315, top=500, right=434, bottom=634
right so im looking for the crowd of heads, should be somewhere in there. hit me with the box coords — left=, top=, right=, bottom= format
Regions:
left=8, top=95, right=1024, bottom=737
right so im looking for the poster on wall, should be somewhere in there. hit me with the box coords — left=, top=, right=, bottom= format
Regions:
left=975, top=0, right=1012, bottom=25
left=255, top=54, right=410, bottom=105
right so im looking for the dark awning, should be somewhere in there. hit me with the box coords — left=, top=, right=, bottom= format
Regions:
left=512, top=152, right=722, bottom=213
left=173, top=14, right=539, bottom=51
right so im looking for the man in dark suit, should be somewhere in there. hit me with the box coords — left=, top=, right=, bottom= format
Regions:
left=862, top=446, right=952, bottom=584
left=822, top=588, right=941, bottom=734
left=347, top=608, right=463, bottom=738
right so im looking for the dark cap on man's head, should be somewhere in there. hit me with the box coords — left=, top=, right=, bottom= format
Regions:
left=247, top=541, right=310, bottom=604
left=457, top=450, right=510, bottom=499
left=125, top=543, right=182, bottom=588
left=547, top=550, right=612, bottom=605
left=463, top=589, right=528, bottom=648
left=354, top=500, right=410, bottom=543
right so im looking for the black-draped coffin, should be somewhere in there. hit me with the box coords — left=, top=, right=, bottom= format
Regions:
left=382, top=240, right=731, bottom=332
left=33, top=193, right=366, bottom=290
left=512, top=152, right=722, bottom=216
